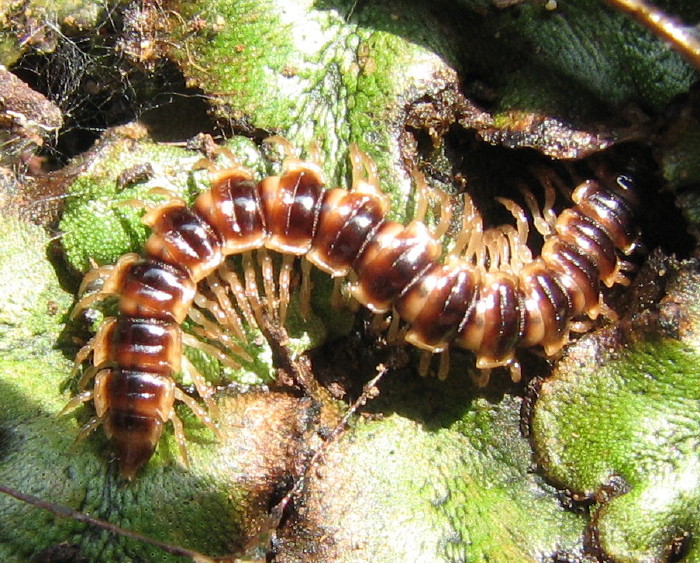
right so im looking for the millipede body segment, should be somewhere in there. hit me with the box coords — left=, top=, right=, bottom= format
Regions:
left=66, top=143, right=640, bottom=478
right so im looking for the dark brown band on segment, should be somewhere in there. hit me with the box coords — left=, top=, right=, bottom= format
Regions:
left=117, top=259, right=196, bottom=323
left=145, top=204, right=223, bottom=282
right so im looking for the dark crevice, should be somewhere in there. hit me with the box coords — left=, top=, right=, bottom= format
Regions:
left=8, top=7, right=218, bottom=168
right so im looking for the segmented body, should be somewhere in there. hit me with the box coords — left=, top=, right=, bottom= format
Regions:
left=67, top=145, right=640, bottom=478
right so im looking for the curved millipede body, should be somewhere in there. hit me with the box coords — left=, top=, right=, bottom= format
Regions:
left=66, top=143, right=640, bottom=478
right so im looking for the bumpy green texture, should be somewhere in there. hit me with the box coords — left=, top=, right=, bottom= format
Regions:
left=278, top=387, right=584, bottom=561
left=455, top=0, right=698, bottom=115
left=0, top=216, right=71, bottom=356
left=61, top=138, right=198, bottom=273
left=0, top=209, right=320, bottom=561
left=60, top=131, right=270, bottom=273
left=179, top=0, right=460, bottom=219
left=2, top=0, right=700, bottom=560
left=532, top=261, right=700, bottom=561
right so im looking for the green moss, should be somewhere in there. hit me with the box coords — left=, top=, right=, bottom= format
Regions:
left=178, top=0, right=460, bottom=221
left=532, top=262, right=700, bottom=561
left=60, top=134, right=203, bottom=272
left=278, top=393, right=585, bottom=561
left=457, top=0, right=697, bottom=118
left=0, top=215, right=73, bottom=357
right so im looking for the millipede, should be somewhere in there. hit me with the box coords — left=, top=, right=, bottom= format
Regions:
left=63, top=139, right=641, bottom=479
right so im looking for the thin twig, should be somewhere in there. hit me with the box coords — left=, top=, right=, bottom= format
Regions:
left=0, top=484, right=215, bottom=562
left=270, top=364, right=387, bottom=521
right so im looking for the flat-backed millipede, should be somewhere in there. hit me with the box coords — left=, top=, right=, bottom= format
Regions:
left=64, top=141, right=640, bottom=478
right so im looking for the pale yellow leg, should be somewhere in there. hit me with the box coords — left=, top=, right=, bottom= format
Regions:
left=182, top=331, right=243, bottom=369
left=217, top=263, right=259, bottom=332
left=243, top=252, right=265, bottom=327
left=437, top=348, right=451, bottom=381
left=181, top=356, right=219, bottom=420
left=508, top=359, right=522, bottom=383
left=58, top=388, right=105, bottom=443
left=76, top=415, right=104, bottom=442
left=299, top=258, right=313, bottom=321
left=278, top=253, right=294, bottom=326
left=418, top=350, right=431, bottom=377
left=168, top=407, right=190, bottom=469
left=186, top=306, right=251, bottom=364
left=472, top=368, right=492, bottom=388
left=70, top=338, right=96, bottom=378
left=58, top=390, right=94, bottom=417
left=193, top=286, right=244, bottom=340
left=331, top=278, right=343, bottom=310
left=174, top=388, right=220, bottom=438
left=386, top=313, right=401, bottom=345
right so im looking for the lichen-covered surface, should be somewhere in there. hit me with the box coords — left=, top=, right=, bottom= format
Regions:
left=532, top=255, right=700, bottom=561
left=1, top=0, right=699, bottom=561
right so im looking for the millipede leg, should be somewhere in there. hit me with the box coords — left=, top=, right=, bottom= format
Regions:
left=413, top=172, right=429, bottom=224
left=70, top=294, right=107, bottom=320
left=58, top=390, right=94, bottom=417
left=174, top=387, right=220, bottom=439
left=257, top=248, right=277, bottom=321
left=211, top=145, right=241, bottom=168
left=496, top=197, right=533, bottom=272
left=412, top=169, right=453, bottom=240
left=508, top=359, right=522, bottom=383
left=71, top=264, right=120, bottom=319
left=437, top=348, right=451, bottom=381
left=299, top=258, right=312, bottom=320
left=471, top=368, right=492, bottom=388
left=76, top=414, right=104, bottom=443
left=451, top=193, right=478, bottom=257
left=520, top=186, right=553, bottom=238
left=349, top=144, right=380, bottom=189
left=186, top=302, right=252, bottom=364
left=264, top=135, right=298, bottom=159
left=70, top=338, right=96, bottom=378
left=331, top=278, right=343, bottom=310
left=597, top=300, right=619, bottom=322
left=192, top=156, right=217, bottom=172
left=194, top=283, right=246, bottom=341
left=217, top=263, right=259, bottom=332
left=386, top=313, right=401, bottom=345
left=181, top=356, right=219, bottom=420
left=77, top=364, right=104, bottom=391
left=168, top=407, right=190, bottom=469
left=306, top=139, right=322, bottom=167
left=75, top=263, right=114, bottom=297
left=278, top=253, right=294, bottom=326
left=370, top=313, right=390, bottom=333
left=418, top=350, right=431, bottom=377
left=569, top=319, right=593, bottom=333
left=242, top=252, right=265, bottom=327
left=182, top=331, right=245, bottom=369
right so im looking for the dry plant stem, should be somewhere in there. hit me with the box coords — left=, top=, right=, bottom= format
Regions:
left=241, top=365, right=389, bottom=557
left=0, top=484, right=215, bottom=563
left=271, top=366, right=387, bottom=520
left=603, top=0, right=700, bottom=70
